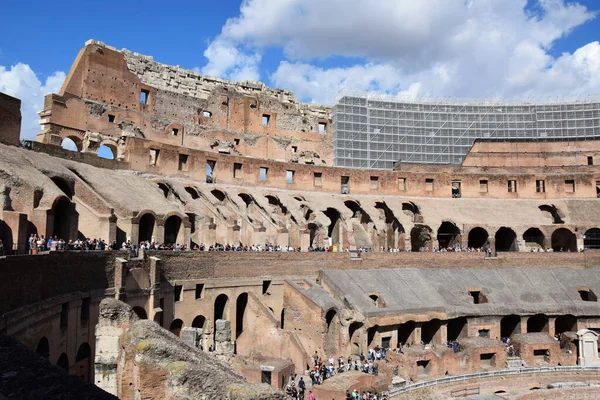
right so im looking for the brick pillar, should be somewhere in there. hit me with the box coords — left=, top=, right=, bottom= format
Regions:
left=130, top=220, right=139, bottom=246
left=148, top=256, right=162, bottom=321
left=0, top=211, right=28, bottom=254
left=114, top=258, right=128, bottom=301
left=108, top=213, right=117, bottom=244
left=414, top=326, right=422, bottom=345
left=548, top=317, right=556, bottom=337
left=156, top=219, right=165, bottom=244
left=439, top=323, right=448, bottom=344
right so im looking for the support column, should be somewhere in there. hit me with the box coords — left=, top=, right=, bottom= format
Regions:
left=548, top=317, right=556, bottom=338
left=156, top=219, right=165, bottom=244
left=114, top=258, right=128, bottom=301
left=108, top=214, right=117, bottom=244
left=148, top=256, right=162, bottom=322
left=439, top=323, right=448, bottom=344
left=414, top=325, right=422, bottom=345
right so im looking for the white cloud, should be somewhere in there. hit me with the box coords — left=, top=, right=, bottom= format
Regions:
left=203, top=0, right=598, bottom=103
left=0, top=63, right=65, bottom=140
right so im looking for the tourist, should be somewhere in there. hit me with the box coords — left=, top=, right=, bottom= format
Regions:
left=309, top=391, right=315, bottom=400
left=0, top=239, right=4, bottom=256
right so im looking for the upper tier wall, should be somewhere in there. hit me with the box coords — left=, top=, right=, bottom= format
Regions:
left=38, top=40, right=332, bottom=164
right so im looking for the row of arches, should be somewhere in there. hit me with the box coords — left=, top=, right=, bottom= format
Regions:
left=138, top=213, right=185, bottom=245
left=61, top=137, right=116, bottom=160
left=35, top=337, right=92, bottom=381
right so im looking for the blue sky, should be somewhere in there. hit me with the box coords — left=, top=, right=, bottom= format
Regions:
left=1, top=0, right=600, bottom=152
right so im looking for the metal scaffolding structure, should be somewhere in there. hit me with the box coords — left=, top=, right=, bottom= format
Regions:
left=332, top=90, right=600, bottom=169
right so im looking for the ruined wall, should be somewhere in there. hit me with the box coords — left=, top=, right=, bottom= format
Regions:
left=464, top=139, right=600, bottom=167
left=38, top=40, right=332, bottom=163
left=0, top=92, right=21, bottom=146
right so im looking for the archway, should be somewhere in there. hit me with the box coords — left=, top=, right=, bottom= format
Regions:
left=523, top=228, right=545, bottom=249
left=214, top=293, right=229, bottom=329
left=97, top=144, right=115, bottom=159
left=192, top=315, right=206, bottom=329
left=169, top=319, right=184, bottom=337
left=501, top=315, right=521, bottom=338
left=422, top=319, right=441, bottom=344
left=495, top=227, right=517, bottom=252
left=447, top=317, right=467, bottom=341
left=52, top=197, right=75, bottom=240
left=138, top=213, right=156, bottom=243
left=468, top=227, right=489, bottom=249
left=75, top=343, right=92, bottom=382
left=164, top=215, right=183, bottom=245
left=555, top=315, right=577, bottom=334
left=36, top=337, right=50, bottom=360
left=132, top=306, right=147, bottom=319
left=398, top=321, right=416, bottom=345
left=0, top=220, right=13, bottom=255
left=236, top=293, right=248, bottom=339
left=374, top=201, right=404, bottom=249
left=51, top=177, right=73, bottom=199
left=410, top=225, right=432, bottom=252
left=323, top=208, right=342, bottom=248
left=56, top=353, right=69, bottom=372
left=437, top=222, right=460, bottom=249
left=349, top=322, right=363, bottom=355
left=551, top=228, right=577, bottom=252
left=324, top=309, right=340, bottom=355
left=527, top=314, right=549, bottom=333
left=584, top=228, right=600, bottom=249
left=61, top=137, right=81, bottom=152
left=185, top=186, right=200, bottom=200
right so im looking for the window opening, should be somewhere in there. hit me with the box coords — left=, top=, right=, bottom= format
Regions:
left=262, top=280, right=271, bottom=295
left=314, top=172, right=322, bottom=186
left=149, top=149, right=160, bottom=166
left=195, top=284, right=204, bottom=299
left=262, top=114, right=270, bottom=127
left=174, top=285, right=183, bottom=302
left=318, top=122, right=327, bottom=134
left=536, top=180, right=545, bottom=193
left=107, top=114, right=115, bottom=123
left=452, top=181, right=461, bottom=198
left=565, top=179, right=575, bottom=193
left=425, top=178, right=434, bottom=192
left=479, top=179, right=488, bottom=193
left=259, top=167, right=268, bottom=181
left=286, top=170, right=295, bottom=184
left=140, top=89, right=149, bottom=105
left=341, top=176, right=350, bottom=194
left=234, top=163, right=242, bottom=179
left=178, top=154, right=188, bottom=171
left=508, top=180, right=517, bottom=193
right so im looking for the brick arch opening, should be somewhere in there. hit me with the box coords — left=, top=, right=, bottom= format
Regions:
left=52, top=196, right=76, bottom=240
left=555, top=315, right=577, bottom=334
left=527, top=314, right=549, bottom=333
left=61, top=136, right=82, bottom=152
left=236, top=293, right=248, bottom=339
left=192, top=315, right=206, bottom=329
left=349, top=321, right=363, bottom=355
left=97, top=144, right=115, bottom=159
left=584, top=228, right=600, bottom=249
left=51, top=176, right=74, bottom=200
left=422, top=319, right=441, bottom=344
left=437, top=221, right=460, bottom=249
left=214, top=294, right=229, bottom=326
left=551, top=228, right=577, bottom=252
left=139, top=213, right=156, bottom=243
left=523, top=228, right=545, bottom=249
left=75, top=342, right=92, bottom=382
left=164, top=215, right=183, bottom=245
left=169, top=319, right=184, bottom=337
left=185, top=186, right=200, bottom=200
left=324, top=309, right=340, bottom=355
left=323, top=208, right=342, bottom=248
left=410, top=224, right=432, bottom=252
left=501, top=314, right=521, bottom=338
left=448, top=317, right=467, bottom=341
left=468, top=227, right=489, bottom=249
left=398, top=321, right=416, bottom=345
left=56, top=353, right=69, bottom=372
left=36, top=337, right=50, bottom=360
left=495, top=227, right=517, bottom=252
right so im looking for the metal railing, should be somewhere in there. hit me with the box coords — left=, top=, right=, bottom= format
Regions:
left=390, top=366, right=600, bottom=397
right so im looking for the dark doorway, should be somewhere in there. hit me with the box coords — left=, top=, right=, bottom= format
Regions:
left=169, top=319, right=184, bottom=337
left=75, top=343, right=92, bottom=382
left=139, top=213, right=156, bottom=242
left=236, top=293, right=248, bottom=338
left=527, top=314, right=549, bottom=333
left=132, top=306, right=147, bottom=319
left=437, top=222, right=460, bottom=249
left=447, top=317, right=467, bottom=341
left=36, top=337, right=50, bottom=360
left=57, top=353, right=69, bottom=372
left=584, top=228, right=600, bottom=249
left=52, top=197, right=75, bottom=240
left=501, top=315, right=521, bottom=338
left=555, top=315, right=576, bottom=334
left=421, top=319, right=441, bottom=344
left=398, top=321, right=416, bottom=345
left=192, top=315, right=206, bottom=329
left=523, top=228, right=545, bottom=249
left=411, top=225, right=432, bottom=252
left=551, top=228, right=577, bottom=252
left=164, top=215, right=182, bottom=245
left=495, top=227, right=517, bottom=251
left=468, top=227, right=489, bottom=249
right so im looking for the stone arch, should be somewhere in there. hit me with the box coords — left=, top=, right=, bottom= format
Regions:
left=138, top=212, right=157, bottom=243
left=132, top=306, right=147, bottom=319
left=344, top=200, right=372, bottom=224
left=374, top=201, right=405, bottom=250
left=238, top=192, right=254, bottom=207
left=398, top=321, right=416, bottom=345
left=184, top=186, right=200, bottom=200
left=236, top=292, right=248, bottom=339
left=584, top=228, right=600, bottom=249
left=523, top=228, right=545, bottom=249
left=50, top=176, right=74, bottom=200
left=51, top=196, right=76, bottom=240
left=61, top=136, right=82, bottom=152
left=501, top=315, right=521, bottom=338
left=422, top=319, right=441, bottom=344
left=75, top=342, right=92, bottom=382
left=495, top=227, right=517, bottom=252
left=410, top=224, right=432, bottom=252
left=0, top=219, right=13, bottom=255
left=555, top=314, right=577, bottom=334
left=324, top=308, right=340, bottom=355
left=56, top=353, right=69, bottom=372
left=192, top=315, right=206, bottom=329
left=437, top=221, right=461, bottom=249
left=97, top=144, right=115, bottom=159
left=348, top=321, right=363, bottom=355
left=551, top=228, right=577, bottom=252
left=467, top=227, right=489, bottom=249
left=36, top=337, right=50, bottom=360
left=157, top=182, right=170, bottom=198
left=527, top=314, right=549, bottom=333
left=164, top=215, right=183, bottom=245
left=169, top=319, right=184, bottom=337
left=211, top=189, right=226, bottom=202
left=323, top=208, right=342, bottom=248
left=214, top=293, right=229, bottom=324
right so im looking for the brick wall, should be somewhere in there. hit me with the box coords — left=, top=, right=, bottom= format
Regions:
left=0, top=92, right=21, bottom=146
left=0, top=252, right=122, bottom=314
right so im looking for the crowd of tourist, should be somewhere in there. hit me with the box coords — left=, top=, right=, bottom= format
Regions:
left=27, top=235, right=113, bottom=254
